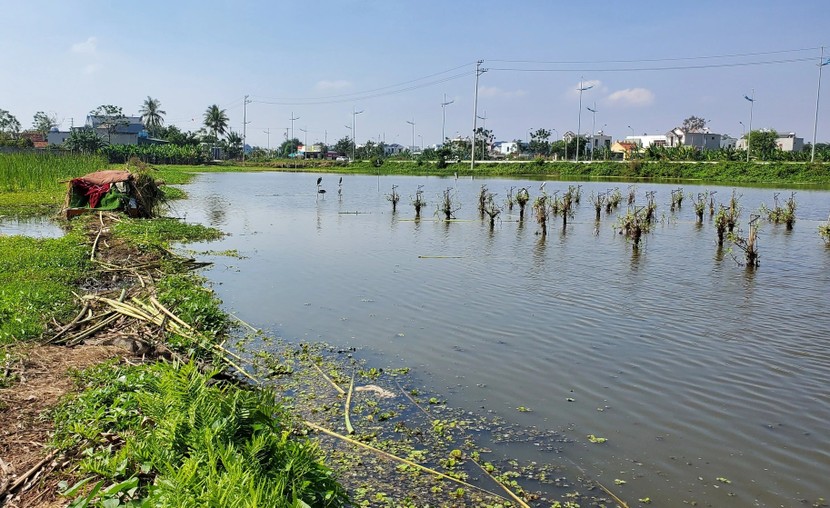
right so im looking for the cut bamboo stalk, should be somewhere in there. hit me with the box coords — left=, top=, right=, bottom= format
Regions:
left=303, top=421, right=510, bottom=503
left=311, top=362, right=346, bottom=395
left=345, top=372, right=355, bottom=435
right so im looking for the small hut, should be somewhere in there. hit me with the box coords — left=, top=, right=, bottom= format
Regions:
left=63, top=169, right=163, bottom=219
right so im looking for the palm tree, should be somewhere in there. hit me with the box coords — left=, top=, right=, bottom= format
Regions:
left=204, top=105, right=229, bottom=139
left=139, top=96, right=166, bottom=134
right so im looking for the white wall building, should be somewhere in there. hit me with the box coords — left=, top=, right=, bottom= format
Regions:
left=624, top=134, right=667, bottom=148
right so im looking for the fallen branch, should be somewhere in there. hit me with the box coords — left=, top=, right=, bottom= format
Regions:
left=0, top=451, right=59, bottom=500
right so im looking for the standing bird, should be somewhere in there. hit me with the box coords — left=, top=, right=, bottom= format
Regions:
left=316, top=176, right=326, bottom=194
left=338, top=177, right=343, bottom=198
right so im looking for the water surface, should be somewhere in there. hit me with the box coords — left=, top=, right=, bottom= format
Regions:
left=177, top=172, right=830, bottom=507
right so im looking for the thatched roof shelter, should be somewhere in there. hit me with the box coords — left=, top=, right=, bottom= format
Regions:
left=63, top=169, right=163, bottom=219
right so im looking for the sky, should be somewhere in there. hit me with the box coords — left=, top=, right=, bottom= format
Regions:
left=2, top=0, right=830, bottom=149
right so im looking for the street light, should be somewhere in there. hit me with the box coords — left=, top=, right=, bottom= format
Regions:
left=299, top=128, right=308, bottom=157
left=551, top=128, right=562, bottom=160
left=812, top=46, right=829, bottom=163
left=627, top=125, right=635, bottom=137
left=406, top=119, right=415, bottom=157
left=739, top=121, right=745, bottom=137
left=289, top=112, right=299, bottom=159
left=586, top=103, right=598, bottom=161
left=744, top=90, right=755, bottom=162
left=418, top=134, right=423, bottom=152
left=441, top=93, right=454, bottom=146
left=352, top=107, right=363, bottom=162
left=576, top=77, right=593, bottom=162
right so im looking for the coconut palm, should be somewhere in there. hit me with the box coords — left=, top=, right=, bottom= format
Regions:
left=139, top=96, right=166, bottom=134
left=204, top=105, right=229, bottom=139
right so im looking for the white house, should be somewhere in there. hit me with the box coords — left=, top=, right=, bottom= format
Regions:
left=587, top=131, right=612, bottom=153
left=720, top=135, right=738, bottom=149
left=666, top=128, right=722, bottom=150
left=624, top=134, right=667, bottom=148
left=493, top=141, right=518, bottom=155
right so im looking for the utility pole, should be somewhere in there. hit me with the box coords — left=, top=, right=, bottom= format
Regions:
left=812, top=46, right=829, bottom=163
left=471, top=60, right=487, bottom=171
left=744, top=90, right=755, bottom=162
left=242, top=95, right=251, bottom=163
left=441, top=93, right=454, bottom=146
left=299, top=127, right=308, bottom=157
left=576, top=78, right=593, bottom=162
left=263, top=128, right=270, bottom=152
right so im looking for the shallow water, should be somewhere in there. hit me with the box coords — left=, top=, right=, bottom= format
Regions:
left=177, top=171, right=830, bottom=507
left=0, top=216, right=65, bottom=238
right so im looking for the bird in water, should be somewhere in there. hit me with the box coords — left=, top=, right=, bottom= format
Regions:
left=338, top=177, right=343, bottom=197
left=316, top=177, right=326, bottom=194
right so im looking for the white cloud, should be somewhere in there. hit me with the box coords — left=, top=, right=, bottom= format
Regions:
left=83, top=63, right=101, bottom=75
left=315, top=79, right=351, bottom=91
left=71, top=37, right=98, bottom=55
left=479, top=86, right=527, bottom=99
left=606, top=88, right=655, bottom=107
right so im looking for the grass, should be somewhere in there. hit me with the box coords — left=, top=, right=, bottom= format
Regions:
left=112, top=217, right=225, bottom=251
left=0, top=152, right=107, bottom=192
left=51, top=361, right=348, bottom=507
left=0, top=227, right=89, bottom=344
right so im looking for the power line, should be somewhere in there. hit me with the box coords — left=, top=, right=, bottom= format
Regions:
left=489, top=57, right=815, bottom=73
left=252, top=72, right=470, bottom=106
left=487, top=45, right=823, bottom=65
left=251, top=62, right=474, bottom=103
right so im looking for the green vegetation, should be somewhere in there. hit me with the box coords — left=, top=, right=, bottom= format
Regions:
left=112, top=217, right=224, bottom=250
left=0, top=152, right=107, bottom=192
left=0, top=228, right=89, bottom=344
left=51, top=361, right=347, bottom=507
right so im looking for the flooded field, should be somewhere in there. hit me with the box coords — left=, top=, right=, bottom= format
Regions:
left=176, top=171, right=830, bottom=507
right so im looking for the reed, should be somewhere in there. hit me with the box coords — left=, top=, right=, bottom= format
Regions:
left=505, top=186, right=515, bottom=211
left=0, top=152, right=106, bottom=192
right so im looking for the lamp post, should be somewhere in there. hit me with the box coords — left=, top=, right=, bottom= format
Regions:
left=586, top=103, right=598, bottom=161
left=289, top=112, right=299, bottom=160
left=739, top=121, right=745, bottom=137
left=552, top=128, right=562, bottom=161
left=471, top=60, right=487, bottom=171
left=812, top=46, right=829, bottom=163
left=627, top=125, right=635, bottom=137
left=263, top=128, right=270, bottom=152
left=576, top=77, right=593, bottom=162
left=744, top=90, right=755, bottom=162
left=299, top=127, right=308, bottom=158
left=406, top=119, right=415, bottom=157
left=477, top=111, right=487, bottom=160
left=441, top=93, right=454, bottom=147
left=418, top=134, right=423, bottom=152
left=352, top=107, right=363, bottom=162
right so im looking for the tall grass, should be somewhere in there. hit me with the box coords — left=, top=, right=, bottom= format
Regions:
left=0, top=152, right=107, bottom=192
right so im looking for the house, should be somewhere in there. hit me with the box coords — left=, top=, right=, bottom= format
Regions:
left=384, top=143, right=404, bottom=156
left=611, top=141, right=639, bottom=160
left=493, top=141, right=518, bottom=155
left=666, top=128, right=722, bottom=150
left=720, top=134, right=738, bottom=149
left=20, top=132, right=49, bottom=148
left=624, top=134, right=667, bottom=148
left=775, top=132, right=804, bottom=152
left=586, top=131, right=612, bottom=153
left=735, top=131, right=804, bottom=152
left=298, top=143, right=325, bottom=159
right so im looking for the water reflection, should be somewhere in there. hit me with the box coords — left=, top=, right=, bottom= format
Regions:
left=177, top=172, right=830, bottom=507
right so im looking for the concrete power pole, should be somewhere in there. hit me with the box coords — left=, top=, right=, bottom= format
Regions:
left=470, top=60, right=487, bottom=171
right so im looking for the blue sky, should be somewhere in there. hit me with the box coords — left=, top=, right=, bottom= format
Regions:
left=2, top=0, right=829, bottom=148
